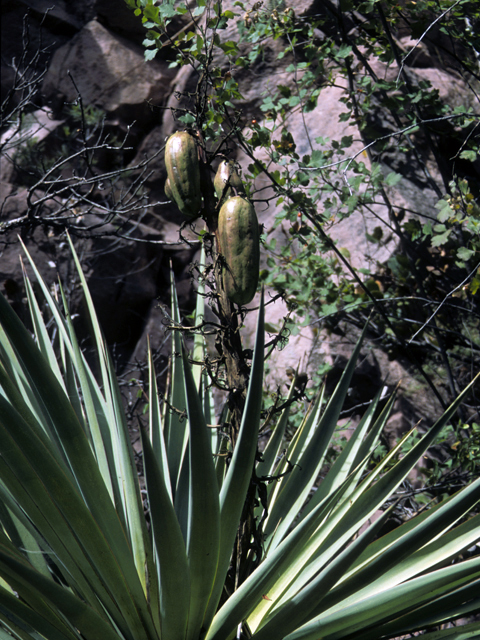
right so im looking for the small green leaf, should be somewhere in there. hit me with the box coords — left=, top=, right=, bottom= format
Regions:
left=459, top=150, right=477, bottom=162
left=144, top=48, right=158, bottom=61
left=385, top=171, right=402, bottom=186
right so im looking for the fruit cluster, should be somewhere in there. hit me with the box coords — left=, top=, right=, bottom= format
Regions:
left=164, top=132, right=260, bottom=306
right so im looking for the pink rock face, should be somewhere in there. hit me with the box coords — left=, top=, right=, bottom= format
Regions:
left=42, top=19, right=175, bottom=119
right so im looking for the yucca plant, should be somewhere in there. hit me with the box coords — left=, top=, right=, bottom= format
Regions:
left=0, top=236, right=479, bottom=640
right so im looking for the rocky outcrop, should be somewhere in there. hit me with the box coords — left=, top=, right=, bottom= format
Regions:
left=42, top=19, right=176, bottom=125
left=1, top=0, right=478, bottom=441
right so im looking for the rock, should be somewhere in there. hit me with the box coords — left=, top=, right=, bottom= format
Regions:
left=205, top=1, right=298, bottom=121
left=0, top=182, right=14, bottom=209
left=1, top=0, right=477, bottom=445
left=85, top=235, right=162, bottom=358
left=8, top=107, right=65, bottom=146
left=1, top=1, right=72, bottom=107
left=397, top=35, right=436, bottom=69
left=0, top=108, right=65, bottom=171
left=126, top=242, right=201, bottom=393
left=42, top=20, right=176, bottom=126
left=20, top=0, right=84, bottom=33
left=129, top=65, right=199, bottom=189
left=0, top=156, right=15, bottom=187
left=0, top=188, right=29, bottom=225
left=94, top=0, right=145, bottom=43
left=236, top=82, right=396, bottom=273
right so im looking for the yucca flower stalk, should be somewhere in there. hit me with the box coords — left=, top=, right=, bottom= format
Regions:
left=0, top=236, right=479, bottom=640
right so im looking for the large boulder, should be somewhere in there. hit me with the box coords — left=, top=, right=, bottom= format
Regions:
left=42, top=19, right=176, bottom=126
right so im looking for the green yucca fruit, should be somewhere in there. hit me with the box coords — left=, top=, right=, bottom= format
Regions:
left=165, top=131, right=202, bottom=218
left=217, top=195, right=259, bottom=305
left=214, top=160, right=245, bottom=208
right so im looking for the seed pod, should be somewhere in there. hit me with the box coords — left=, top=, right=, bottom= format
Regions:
left=165, top=131, right=202, bottom=218
left=164, top=177, right=173, bottom=200
left=214, top=160, right=245, bottom=207
left=218, top=196, right=260, bottom=306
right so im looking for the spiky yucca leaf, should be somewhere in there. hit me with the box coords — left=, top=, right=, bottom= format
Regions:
left=0, top=240, right=479, bottom=640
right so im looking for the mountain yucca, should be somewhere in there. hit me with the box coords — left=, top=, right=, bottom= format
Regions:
left=0, top=237, right=479, bottom=640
